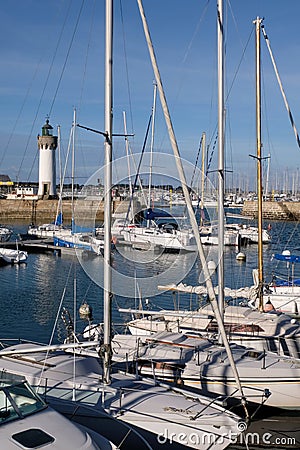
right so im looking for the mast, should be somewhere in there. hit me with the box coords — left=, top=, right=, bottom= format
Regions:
left=71, top=108, right=76, bottom=231
left=200, top=132, right=206, bottom=227
left=123, top=111, right=133, bottom=205
left=265, top=153, right=270, bottom=200
left=254, top=17, right=264, bottom=311
left=148, top=82, right=157, bottom=215
left=103, top=0, right=113, bottom=384
left=137, top=0, right=249, bottom=419
left=56, top=125, right=63, bottom=225
left=217, top=0, right=225, bottom=321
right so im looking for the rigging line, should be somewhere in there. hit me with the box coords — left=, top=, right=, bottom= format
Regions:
left=1, top=1, right=72, bottom=175
left=261, top=24, right=300, bottom=149
left=182, top=0, right=210, bottom=64
left=226, top=27, right=254, bottom=112
left=78, top=0, right=97, bottom=179
left=226, top=0, right=254, bottom=100
left=190, top=134, right=204, bottom=189
left=119, top=0, right=134, bottom=134
left=18, top=0, right=75, bottom=182
left=0, top=70, right=37, bottom=169
left=156, top=0, right=211, bottom=153
left=79, top=0, right=96, bottom=111
left=205, top=19, right=253, bottom=175
left=125, top=113, right=152, bottom=225
left=48, top=0, right=85, bottom=118
left=125, top=136, right=148, bottom=205
left=206, top=134, right=218, bottom=176
left=36, top=259, right=75, bottom=390
left=181, top=134, right=204, bottom=222
left=205, top=29, right=253, bottom=177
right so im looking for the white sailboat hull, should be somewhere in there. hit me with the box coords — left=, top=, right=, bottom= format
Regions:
left=111, top=333, right=300, bottom=410
left=122, top=228, right=197, bottom=252
left=263, top=287, right=300, bottom=315
left=121, top=303, right=300, bottom=359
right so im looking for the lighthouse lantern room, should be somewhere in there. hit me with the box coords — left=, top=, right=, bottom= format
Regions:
left=37, top=119, right=57, bottom=198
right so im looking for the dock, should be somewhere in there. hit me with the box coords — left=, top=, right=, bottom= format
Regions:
left=0, top=239, right=62, bottom=254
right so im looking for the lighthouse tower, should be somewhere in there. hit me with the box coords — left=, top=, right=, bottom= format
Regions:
left=37, top=119, right=57, bottom=198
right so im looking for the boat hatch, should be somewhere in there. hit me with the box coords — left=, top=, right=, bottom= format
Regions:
left=242, top=350, right=263, bottom=359
left=12, top=429, right=55, bottom=448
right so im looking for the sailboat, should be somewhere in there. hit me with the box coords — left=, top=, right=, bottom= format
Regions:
left=197, top=134, right=239, bottom=247
left=253, top=251, right=300, bottom=315
left=241, top=18, right=300, bottom=315
left=92, top=9, right=300, bottom=411
left=119, top=294, right=300, bottom=358
left=52, top=110, right=104, bottom=255
left=120, top=83, right=198, bottom=253
left=0, top=2, right=245, bottom=449
left=115, top=13, right=300, bottom=358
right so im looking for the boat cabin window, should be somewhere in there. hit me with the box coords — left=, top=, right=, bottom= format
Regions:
left=0, top=379, right=46, bottom=423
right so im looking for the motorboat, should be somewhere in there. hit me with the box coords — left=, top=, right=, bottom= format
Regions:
left=0, top=370, right=115, bottom=449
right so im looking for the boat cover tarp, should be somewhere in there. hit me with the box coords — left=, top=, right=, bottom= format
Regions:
left=272, top=278, right=300, bottom=287
left=71, top=218, right=94, bottom=234
left=157, top=282, right=258, bottom=300
left=144, top=208, right=173, bottom=220
left=54, top=212, right=63, bottom=226
left=273, top=253, right=300, bottom=263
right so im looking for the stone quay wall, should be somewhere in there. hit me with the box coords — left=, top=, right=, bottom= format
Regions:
left=1, top=199, right=299, bottom=224
left=0, top=198, right=145, bottom=225
left=242, top=201, right=300, bottom=221
left=0, top=199, right=113, bottom=224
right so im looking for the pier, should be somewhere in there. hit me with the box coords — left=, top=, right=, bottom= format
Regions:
left=1, top=238, right=62, bottom=254
left=242, top=200, right=300, bottom=221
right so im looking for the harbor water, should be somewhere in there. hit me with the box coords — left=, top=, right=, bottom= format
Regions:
left=0, top=214, right=299, bottom=449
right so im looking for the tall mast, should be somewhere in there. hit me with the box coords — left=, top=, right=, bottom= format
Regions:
left=200, top=132, right=206, bottom=227
left=137, top=0, right=248, bottom=419
left=56, top=125, right=63, bottom=224
left=254, top=17, right=264, bottom=311
left=123, top=111, right=133, bottom=204
left=217, top=0, right=225, bottom=320
left=103, top=0, right=113, bottom=384
left=265, top=153, right=270, bottom=200
left=71, top=108, right=76, bottom=231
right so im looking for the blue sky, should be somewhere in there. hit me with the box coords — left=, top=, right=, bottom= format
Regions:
left=1, top=0, right=300, bottom=192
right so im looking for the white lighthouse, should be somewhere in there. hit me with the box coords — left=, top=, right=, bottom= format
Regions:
left=37, top=119, right=57, bottom=198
